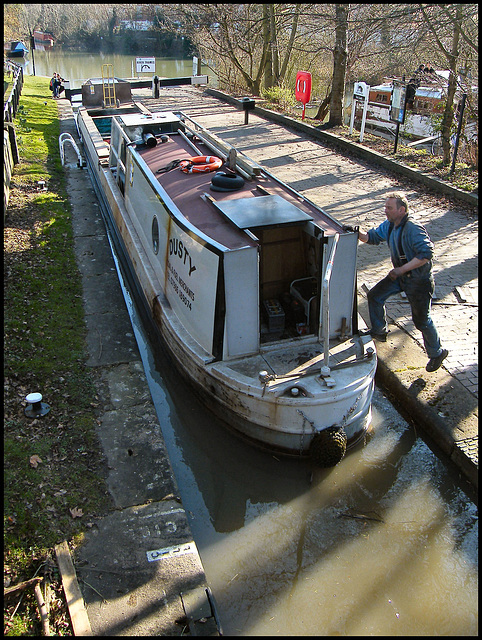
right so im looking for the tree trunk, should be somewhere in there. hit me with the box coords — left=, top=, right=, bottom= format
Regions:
left=269, top=4, right=280, bottom=83
left=279, top=5, right=301, bottom=84
left=419, top=4, right=463, bottom=167
left=263, top=4, right=274, bottom=90
left=314, top=91, right=332, bottom=121
left=328, top=4, right=348, bottom=127
left=441, top=8, right=461, bottom=165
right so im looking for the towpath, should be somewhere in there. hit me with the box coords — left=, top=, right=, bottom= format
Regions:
left=137, top=85, right=478, bottom=488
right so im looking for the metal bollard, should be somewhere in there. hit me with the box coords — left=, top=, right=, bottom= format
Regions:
left=240, top=97, right=255, bottom=124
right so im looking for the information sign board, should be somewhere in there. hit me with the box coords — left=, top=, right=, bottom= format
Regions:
left=390, top=81, right=407, bottom=124
left=136, top=57, right=155, bottom=73
left=353, top=81, right=369, bottom=101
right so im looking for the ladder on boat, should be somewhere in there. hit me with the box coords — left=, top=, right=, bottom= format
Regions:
left=101, top=64, right=116, bottom=107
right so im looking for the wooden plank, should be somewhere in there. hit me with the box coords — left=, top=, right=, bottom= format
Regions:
left=182, top=119, right=261, bottom=177
left=132, top=100, right=152, bottom=115
left=200, top=128, right=262, bottom=176
left=406, top=135, right=438, bottom=147
left=55, top=541, right=92, bottom=636
left=4, top=575, right=42, bottom=596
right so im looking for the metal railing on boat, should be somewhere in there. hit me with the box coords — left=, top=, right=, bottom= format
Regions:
left=321, top=232, right=339, bottom=383
left=59, top=133, right=85, bottom=168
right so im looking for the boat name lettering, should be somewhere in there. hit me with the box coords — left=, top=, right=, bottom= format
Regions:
left=168, top=262, right=195, bottom=310
left=169, top=239, right=197, bottom=276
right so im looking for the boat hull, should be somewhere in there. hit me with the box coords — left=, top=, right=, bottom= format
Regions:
left=152, top=292, right=375, bottom=456
left=76, top=104, right=377, bottom=463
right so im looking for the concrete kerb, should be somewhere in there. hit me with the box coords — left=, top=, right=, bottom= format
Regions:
left=374, top=346, right=478, bottom=490
left=357, top=285, right=478, bottom=492
left=205, top=88, right=478, bottom=209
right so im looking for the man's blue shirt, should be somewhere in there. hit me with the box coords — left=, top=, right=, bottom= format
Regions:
left=366, top=214, right=433, bottom=279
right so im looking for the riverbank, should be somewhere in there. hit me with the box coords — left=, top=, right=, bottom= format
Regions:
left=4, top=76, right=112, bottom=634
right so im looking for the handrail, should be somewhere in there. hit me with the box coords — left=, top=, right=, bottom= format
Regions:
left=3, top=61, right=23, bottom=122
left=178, top=111, right=261, bottom=179
left=321, top=233, right=339, bottom=372
left=59, top=133, right=84, bottom=167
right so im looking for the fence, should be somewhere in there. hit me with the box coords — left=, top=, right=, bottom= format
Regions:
left=4, top=60, right=23, bottom=214
left=4, top=60, right=23, bottom=121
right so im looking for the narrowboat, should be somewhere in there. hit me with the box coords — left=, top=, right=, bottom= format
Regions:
left=75, top=99, right=377, bottom=467
left=33, top=30, right=55, bottom=50
left=357, top=82, right=444, bottom=138
left=5, top=41, right=29, bottom=58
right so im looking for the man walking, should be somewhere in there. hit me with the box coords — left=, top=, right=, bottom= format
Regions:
left=357, top=192, right=448, bottom=372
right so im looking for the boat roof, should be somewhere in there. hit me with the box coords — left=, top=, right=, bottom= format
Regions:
left=10, top=41, right=29, bottom=51
left=134, top=127, right=342, bottom=251
left=415, top=87, right=443, bottom=98
left=370, top=84, right=443, bottom=98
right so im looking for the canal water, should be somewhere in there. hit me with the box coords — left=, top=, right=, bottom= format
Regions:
left=19, top=49, right=213, bottom=88
left=111, top=247, right=478, bottom=636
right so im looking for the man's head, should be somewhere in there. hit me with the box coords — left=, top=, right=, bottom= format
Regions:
left=384, top=192, right=409, bottom=226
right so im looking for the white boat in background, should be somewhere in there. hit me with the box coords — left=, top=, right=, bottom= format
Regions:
left=358, top=82, right=444, bottom=138
left=75, top=95, right=377, bottom=467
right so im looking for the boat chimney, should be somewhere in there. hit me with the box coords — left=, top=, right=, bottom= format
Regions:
left=142, top=133, right=157, bottom=148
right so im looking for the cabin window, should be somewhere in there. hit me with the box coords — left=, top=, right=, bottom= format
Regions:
left=152, top=216, right=160, bottom=254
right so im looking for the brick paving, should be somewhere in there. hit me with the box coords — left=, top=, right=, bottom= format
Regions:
left=136, top=86, right=478, bottom=486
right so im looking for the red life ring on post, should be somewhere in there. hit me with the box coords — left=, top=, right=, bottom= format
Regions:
left=180, top=156, right=223, bottom=174
left=295, top=71, right=312, bottom=104
left=295, top=70, right=312, bottom=120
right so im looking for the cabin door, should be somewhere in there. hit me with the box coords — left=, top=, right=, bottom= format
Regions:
left=257, top=225, right=322, bottom=340
left=319, top=232, right=358, bottom=339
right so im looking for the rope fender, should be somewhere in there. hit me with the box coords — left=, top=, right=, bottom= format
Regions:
left=309, top=427, right=347, bottom=467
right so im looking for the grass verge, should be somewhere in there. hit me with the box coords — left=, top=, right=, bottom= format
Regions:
left=4, top=76, right=112, bottom=635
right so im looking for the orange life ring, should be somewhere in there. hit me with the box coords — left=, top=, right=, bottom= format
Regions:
left=180, top=156, right=223, bottom=174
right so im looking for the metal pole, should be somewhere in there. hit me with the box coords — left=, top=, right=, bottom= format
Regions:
left=29, top=30, right=36, bottom=76
left=393, top=122, right=400, bottom=153
left=322, top=233, right=339, bottom=371
left=449, top=93, right=467, bottom=176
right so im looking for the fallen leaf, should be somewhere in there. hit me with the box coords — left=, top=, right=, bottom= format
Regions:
left=29, top=454, right=43, bottom=468
left=70, top=507, right=83, bottom=518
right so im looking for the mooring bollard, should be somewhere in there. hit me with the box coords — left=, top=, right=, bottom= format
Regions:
left=240, top=97, right=255, bottom=125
